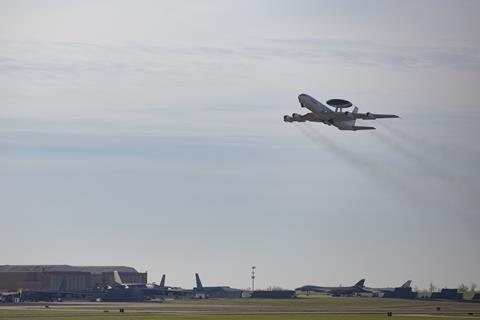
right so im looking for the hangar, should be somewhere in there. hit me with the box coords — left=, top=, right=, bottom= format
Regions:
left=0, top=265, right=146, bottom=292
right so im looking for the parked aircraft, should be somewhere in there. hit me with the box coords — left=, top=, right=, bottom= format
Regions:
left=365, top=280, right=412, bottom=295
left=193, top=273, right=243, bottom=298
left=284, top=94, right=399, bottom=130
left=295, top=279, right=368, bottom=296
left=112, top=270, right=164, bottom=290
left=86, top=271, right=169, bottom=301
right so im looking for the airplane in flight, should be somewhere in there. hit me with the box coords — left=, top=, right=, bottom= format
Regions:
left=295, top=279, right=368, bottom=296
left=284, top=94, right=399, bottom=130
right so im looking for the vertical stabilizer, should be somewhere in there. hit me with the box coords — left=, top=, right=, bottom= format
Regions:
left=354, top=279, right=365, bottom=287
left=195, top=273, right=203, bottom=289
left=340, top=106, right=358, bottom=128
left=401, top=280, right=412, bottom=288
left=113, top=270, right=123, bottom=285
left=159, top=274, right=165, bottom=289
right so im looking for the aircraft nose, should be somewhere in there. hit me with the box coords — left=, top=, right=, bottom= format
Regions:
left=298, top=93, right=310, bottom=105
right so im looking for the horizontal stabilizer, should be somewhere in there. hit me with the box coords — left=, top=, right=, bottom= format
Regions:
left=372, top=114, right=399, bottom=119
left=352, top=126, right=375, bottom=131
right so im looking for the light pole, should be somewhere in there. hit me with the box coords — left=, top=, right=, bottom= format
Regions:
left=251, top=266, right=256, bottom=292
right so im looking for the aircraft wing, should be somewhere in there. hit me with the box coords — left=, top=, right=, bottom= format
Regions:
left=299, top=112, right=321, bottom=121
left=327, top=112, right=399, bottom=121
left=353, top=113, right=399, bottom=120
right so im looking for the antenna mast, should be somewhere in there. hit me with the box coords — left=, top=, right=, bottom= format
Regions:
left=251, top=266, right=256, bottom=292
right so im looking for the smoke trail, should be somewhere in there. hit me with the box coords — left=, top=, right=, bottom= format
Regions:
left=373, top=130, right=449, bottom=182
left=373, top=127, right=480, bottom=207
left=376, top=120, right=462, bottom=156
left=376, top=121, right=430, bottom=147
left=300, top=125, right=374, bottom=169
left=295, top=123, right=413, bottom=194
left=294, top=123, right=480, bottom=233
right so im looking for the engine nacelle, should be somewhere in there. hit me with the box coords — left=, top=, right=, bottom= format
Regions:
left=292, top=113, right=305, bottom=122
left=283, top=115, right=293, bottom=122
left=366, top=112, right=375, bottom=119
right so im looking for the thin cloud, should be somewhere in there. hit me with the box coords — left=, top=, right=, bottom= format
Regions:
left=268, top=38, right=480, bottom=70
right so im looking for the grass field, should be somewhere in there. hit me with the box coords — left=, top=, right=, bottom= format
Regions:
left=1, top=296, right=479, bottom=320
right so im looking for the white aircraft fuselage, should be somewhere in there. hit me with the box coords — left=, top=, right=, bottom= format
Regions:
left=297, top=93, right=361, bottom=130
left=298, top=93, right=331, bottom=114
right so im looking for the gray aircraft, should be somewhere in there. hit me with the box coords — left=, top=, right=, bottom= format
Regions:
left=284, top=94, right=399, bottom=130
left=365, top=280, right=412, bottom=295
left=96, top=271, right=168, bottom=301
left=193, top=273, right=243, bottom=298
left=296, top=279, right=368, bottom=296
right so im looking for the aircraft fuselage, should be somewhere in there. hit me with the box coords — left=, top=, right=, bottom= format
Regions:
left=298, top=94, right=331, bottom=114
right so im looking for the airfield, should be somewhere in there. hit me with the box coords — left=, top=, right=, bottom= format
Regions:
left=1, top=296, right=480, bottom=320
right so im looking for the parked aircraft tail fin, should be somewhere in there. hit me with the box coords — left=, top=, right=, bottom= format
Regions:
left=113, top=270, right=123, bottom=285
left=159, top=274, right=165, bottom=289
left=401, top=280, right=412, bottom=288
left=195, top=273, right=203, bottom=289
left=355, top=279, right=365, bottom=287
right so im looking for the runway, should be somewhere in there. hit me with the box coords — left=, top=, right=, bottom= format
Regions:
left=1, top=296, right=479, bottom=319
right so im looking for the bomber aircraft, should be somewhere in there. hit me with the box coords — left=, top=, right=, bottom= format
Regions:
left=295, top=279, right=368, bottom=296
left=193, top=273, right=243, bottom=298
left=284, top=94, right=399, bottom=131
left=99, top=270, right=169, bottom=300
left=365, top=280, right=412, bottom=295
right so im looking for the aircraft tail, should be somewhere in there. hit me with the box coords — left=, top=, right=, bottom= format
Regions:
left=195, top=273, right=203, bottom=289
left=159, top=274, right=165, bottom=289
left=355, top=279, right=365, bottom=287
left=351, top=126, right=375, bottom=131
left=401, top=280, right=412, bottom=288
left=113, top=270, right=123, bottom=285
left=338, top=106, right=359, bottom=129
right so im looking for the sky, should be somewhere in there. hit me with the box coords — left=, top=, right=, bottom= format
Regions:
left=1, top=0, right=480, bottom=291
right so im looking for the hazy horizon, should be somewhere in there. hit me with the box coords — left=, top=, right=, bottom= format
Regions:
left=1, top=0, right=479, bottom=290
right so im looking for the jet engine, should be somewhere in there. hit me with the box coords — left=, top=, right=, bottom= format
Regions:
left=292, top=113, right=305, bottom=122
left=283, top=115, right=293, bottom=122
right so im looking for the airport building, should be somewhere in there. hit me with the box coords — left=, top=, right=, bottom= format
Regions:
left=0, top=265, right=147, bottom=292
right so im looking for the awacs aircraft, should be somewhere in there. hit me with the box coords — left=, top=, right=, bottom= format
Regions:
left=295, top=279, right=367, bottom=296
left=284, top=94, right=399, bottom=130
left=365, top=280, right=412, bottom=295
left=193, top=273, right=243, bottom=298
